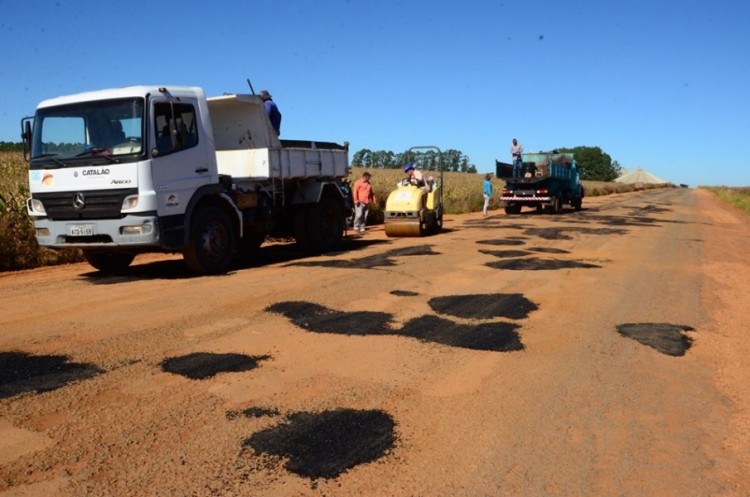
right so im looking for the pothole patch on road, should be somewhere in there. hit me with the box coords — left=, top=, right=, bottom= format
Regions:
left=476, top=239, right=527, bottom=246
left=529, top=247, right=570, bottom=254
left=523, top=227, right=629, bottom=240
left=243, top=408, right=396, bottom=479
left=267, top=302, right=393, bottom=336
left=390, top=290, right=419, bottom=297
left=286, top=245, right=438, bottom=269
left=428, top=294, right=538, bottom=320
left=267, top=301, right=524, bottom=352
left=227, top=407, right=280, bottom=420
left=479, top=249, right=530, bottom=258
left=160, top=352, right=270, bottom=380
left=616, top=323, right=695, bottom=356
left=0, top=351, right=103, bottom=399
left=486, top=257, right=601, bottom=270
left=401, top=315, right=523, bottom=352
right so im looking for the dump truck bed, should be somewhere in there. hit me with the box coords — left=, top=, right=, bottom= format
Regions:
left=496, top=152, right=576, bottom=183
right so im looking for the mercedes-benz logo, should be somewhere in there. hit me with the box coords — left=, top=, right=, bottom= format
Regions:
left=73, top=192, right=86, bottom=209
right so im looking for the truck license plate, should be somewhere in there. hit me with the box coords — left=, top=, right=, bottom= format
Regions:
left=68, top=224, right=94, bottom=236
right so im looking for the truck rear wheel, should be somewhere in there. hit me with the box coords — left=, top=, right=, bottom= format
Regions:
left=83, top=250, right=135, bottom=273
left=307, top=198, right=344, bottom=252
left=183, top=206, right=237, bottom=274
left=553, top=195, right=563, bottom=214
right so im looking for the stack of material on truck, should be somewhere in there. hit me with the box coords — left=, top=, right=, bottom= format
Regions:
left=496, top=151, right=583, bottom=215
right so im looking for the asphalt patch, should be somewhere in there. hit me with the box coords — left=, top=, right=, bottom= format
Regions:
left=428, top=294, right=538, bottom=320
left=616, top=323, right=695, bottom=356
left=286, top=245, right=438, bottom=269
left=523, top=226, right=629, bottom=240
left=486, top=257, right=601, bottom=270
left=401, top=315, right=524, bottom=352
left=160, top=352, right=270, bottom=380
left=267, top=302, right=524, bottom=352
left=267, top=302, right=393, bottom=336
left=244, top=408, right=396, bottom=479
left=476, top=239, right=527, bottom=246
left=0, top=351, right=103, bottom=399
left=479, top=249, right=531, bottom=258
left=390, top=290, right=419, bottom=297
left=227, top=407, right=280, bottom=420
left=529, top=247, right=570, bottom=254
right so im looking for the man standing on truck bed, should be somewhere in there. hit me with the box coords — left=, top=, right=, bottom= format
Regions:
left=511, top=138, right=523, bottom=179
left=259, top=89, right=282, bottom=135
left=353, top=171, right=376, bottom=233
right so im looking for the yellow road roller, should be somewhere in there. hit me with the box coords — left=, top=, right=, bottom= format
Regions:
left=384, top=146, right=444, bottom=237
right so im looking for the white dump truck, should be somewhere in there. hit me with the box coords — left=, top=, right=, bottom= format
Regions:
left=22, top=86, right=350, bottom=274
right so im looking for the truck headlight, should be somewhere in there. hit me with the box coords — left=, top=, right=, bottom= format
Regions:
left=28, top=198, right=46, bottom=215
left=122, top=195, right=139, bottom=210
left=121, top=222, right=153, bottom=235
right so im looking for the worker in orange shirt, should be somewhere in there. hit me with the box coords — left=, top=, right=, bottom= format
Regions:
left=353, top=171, right=376, bottom=233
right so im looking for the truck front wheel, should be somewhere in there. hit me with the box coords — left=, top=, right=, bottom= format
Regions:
left=183, top=206, right=237, bottom=274
left=83, top=250, right=135, bottom=273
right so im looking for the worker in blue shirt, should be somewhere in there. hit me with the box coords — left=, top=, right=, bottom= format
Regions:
left=483, top=173, right=493, bottom=217
left=259, top=90, right=282, bottom=136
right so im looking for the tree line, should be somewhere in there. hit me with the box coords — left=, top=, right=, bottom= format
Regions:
left=1, top=139, right=622, bottom=181
left=351, top=148, right=478, bottom=174
left=352, top=145, right=621, bottom=181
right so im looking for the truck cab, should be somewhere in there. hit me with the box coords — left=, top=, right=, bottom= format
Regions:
left=24, top=86, right=349, bottom=274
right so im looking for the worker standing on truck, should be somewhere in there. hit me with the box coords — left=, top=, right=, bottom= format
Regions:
left=259, top=90, right=282, bottom=136
left=353, top=171, right=376, bottom=233
left=483, top=173, right=493, bottom=217
left=511, top=138, right=523, bottom=178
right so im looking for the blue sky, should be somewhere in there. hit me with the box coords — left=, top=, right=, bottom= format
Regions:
left=1, top=0, right=748, bottom=187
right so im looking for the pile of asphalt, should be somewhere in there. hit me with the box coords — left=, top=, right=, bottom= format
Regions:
left=486, top=257, right=600, bottom=270
left=616, top=323, right=695, bottom=356
left=428, top=293, right=537, bottom=320
left=267, top=301, right=524, bottom=352
left=160, top=352, right=270, bottom=380
left=0, top=351, right=102, bottom=399
left=244, top=408, right=395, bottom=479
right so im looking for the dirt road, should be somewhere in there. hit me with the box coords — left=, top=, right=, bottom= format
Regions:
left=1, top=188, right=749, bottom=496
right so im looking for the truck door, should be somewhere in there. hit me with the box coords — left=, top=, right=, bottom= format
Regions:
left=149, top=97, right=214, bottom=217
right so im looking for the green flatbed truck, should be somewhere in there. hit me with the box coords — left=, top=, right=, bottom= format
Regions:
left=496, top=151, right=584, bottom=214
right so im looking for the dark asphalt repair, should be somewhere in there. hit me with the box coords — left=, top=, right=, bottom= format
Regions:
left=522, top=226, right=629, bottom=240
left=486, top=257, right=601, bottom=270
left=479, top=249, right=531, bottom=258
left=428, top=294, right=538, bottom=320
left=616, top=323, right=695, bottom=356
left=160, top=352, right=270, bottom=380
left=267, top=301, right=524, bottom=352
left=390, top=290, right=419, bottom=296
left=227, top=407, right=280, bottom=420
left=0, top=351, right=103, bottom=399
left=243, top=408, right=396, bottom=479
left=476, top=239, right=527, bottom=246
left=285, top=245, right=438, bottom=269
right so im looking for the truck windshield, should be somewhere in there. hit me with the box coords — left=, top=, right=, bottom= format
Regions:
left=30, top=98, right=144, bottom=168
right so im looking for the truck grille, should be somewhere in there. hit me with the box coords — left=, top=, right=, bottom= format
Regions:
left=34, top=188, right=138, bottom=220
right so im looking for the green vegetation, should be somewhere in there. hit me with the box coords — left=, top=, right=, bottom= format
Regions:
left=0, top=151, right=82, bottom=272
left=0, top=150, right=666, bottom=273
left=557, top=146, right=621, bottom=181
left=352, top=148, right=477, bottom=173
left=352, top=166, right=664, bottom=223
left=701, top=186, right=750, bottom=215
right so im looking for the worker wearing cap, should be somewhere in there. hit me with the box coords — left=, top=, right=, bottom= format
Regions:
left=259, top=90, right=282, bottom=136
left=353, top=171, right=376, bottom=233
left=403, top=163, right=426, bottom=188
